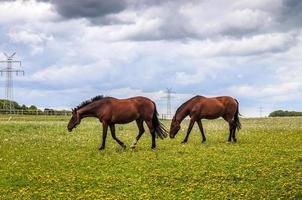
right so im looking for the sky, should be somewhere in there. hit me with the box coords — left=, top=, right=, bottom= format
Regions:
left=0, top=0, right=301, bottom=117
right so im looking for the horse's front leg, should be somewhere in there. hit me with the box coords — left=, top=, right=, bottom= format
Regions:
left=99, top=122, right=108, bottom=150
left=181, top=118, right=195, bottom=144
left=110, top=124, right=126, bottom=149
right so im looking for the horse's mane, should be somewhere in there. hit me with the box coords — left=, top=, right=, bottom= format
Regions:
left=174, top=95, right=201, bottom=118
left=75, top=95, right=109, bottom=110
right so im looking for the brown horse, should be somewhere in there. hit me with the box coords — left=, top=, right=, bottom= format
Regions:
left=169, top=95, right=241, bottom=143
left=67, top=95, right=167, bottom=150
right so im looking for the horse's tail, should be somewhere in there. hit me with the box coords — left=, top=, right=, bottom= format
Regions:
left=233, top=99, right=242, bottom=131
left=152, top=102, right=168, bottom=139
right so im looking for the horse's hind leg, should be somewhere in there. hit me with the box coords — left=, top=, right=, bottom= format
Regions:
left=224, top=109, right=238, bottom=143
left=145, top=120, right=156, bottom=149
left=226, top=115, right=237, bottom=143
left=223, top=115, right=233, bottom=143
left=130, top=119, right=145, bottom=149
left=197, top=120, right=206, bottom=143
left=231, top=122, right=237, bottom=142
left=226, top=120, right=237, bottom=143
left=109, top=124, right=126, bottom=149
left=228, top=122, right=237, bottom=143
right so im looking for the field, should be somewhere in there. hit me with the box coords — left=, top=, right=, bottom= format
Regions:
left=0, top=115, right=301, bottom=199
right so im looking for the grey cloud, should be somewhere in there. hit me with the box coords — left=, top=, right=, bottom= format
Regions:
left=41, top=0, right=127, bottom=19
left=279, top=0, right=302, bottom=29
left=127, top=0, right=302, bottom=41
left=39, top=0, right=302, bottom=41
left=40, top=0, right=176, bottom=19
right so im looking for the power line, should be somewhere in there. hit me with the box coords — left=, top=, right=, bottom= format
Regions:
left=0, top=52, right=25, bottom=112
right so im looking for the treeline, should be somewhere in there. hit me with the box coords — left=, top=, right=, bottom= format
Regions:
left=0, top=99, right=70, bottom=115
left=269, top=110, right=302, bottom=117
left=0, top=99, right=38, bottom=111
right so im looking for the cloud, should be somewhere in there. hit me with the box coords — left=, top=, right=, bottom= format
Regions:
left=27, top=62, right=111, bottom=88
left=228, top=82, right=301, bottom=100
left=8, top=30, right=54, bottom=55
left=0, top=0, right=57, bottom=24
left=279, top=0, right=302, bottom=29
left=27, top=0, right=301, bottom=41
left=39, top=0, right=127, bottom=20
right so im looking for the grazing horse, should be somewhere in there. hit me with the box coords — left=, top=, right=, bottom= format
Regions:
left=67, top=95, right=167, bottom=150
left=169, top=95, right=241, bottom=143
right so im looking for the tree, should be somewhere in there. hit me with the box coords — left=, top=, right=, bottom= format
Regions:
left=269, top=110, right=302, bottom=117
left=21, top=104, right=28, bottom=110
left=29, top=105, right=38, bottom=110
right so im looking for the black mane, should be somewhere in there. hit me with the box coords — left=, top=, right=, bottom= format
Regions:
left=174, top=95, right=201, bottom=117
left=75, top=95, right=108, bottom=110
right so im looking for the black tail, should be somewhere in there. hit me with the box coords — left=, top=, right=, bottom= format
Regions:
left=233, top=99, right=241, bottom=131
left=152, top=102, right=168, bottom=139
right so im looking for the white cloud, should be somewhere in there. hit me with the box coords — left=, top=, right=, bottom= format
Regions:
left=8, top=30, right=54, bottom=55
left=228, top=80, right=302, bottom=103
left=225, top=9, right=272, bottom=32
left=177, top=32, right=297, bottom=57
left=233, top=0, right=283, bottom=13
left=8, top=30, right=50, bottom=45
left=28, top=62, right=111, bottom=86
left=174, top=63, right=223, bottom=86
left=0, top=0, right=57, bottom=24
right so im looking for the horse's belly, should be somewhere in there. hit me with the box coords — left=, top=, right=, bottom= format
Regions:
left=200, top=106, right=224, bottom=119
left=112, top=111, right=139, bottom=124
left=115, top=118, right=136, bottom=124
left=203, top=115, right=221, bottom=120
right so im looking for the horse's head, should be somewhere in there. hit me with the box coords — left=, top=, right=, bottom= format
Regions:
left=67, top=109, right=80, bottom=132
left=169, top=118, right=181, bottom=139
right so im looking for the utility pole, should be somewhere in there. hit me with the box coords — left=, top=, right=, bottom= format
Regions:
left=162, top=88, right=175, bottom=118
left=0, top=52, right=24, bottom=112
left=259, top=106, right=263, bottom=118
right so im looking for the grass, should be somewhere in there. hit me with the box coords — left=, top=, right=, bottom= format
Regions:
left=0, top=115, right=301, bottom=199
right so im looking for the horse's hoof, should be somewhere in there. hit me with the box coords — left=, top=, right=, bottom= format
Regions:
left=99, top=147, right=105, bottom=150
left=151, top=146, right=156, bottom=149
left=233, top=139, right=237, bottom=143
left=122, top=144, right=127, bottom=149
left=202, top=140, right=206, bottom=143
left=226, top=141, right=231, bottom=144
left=181, top=141, right=187, bottom=144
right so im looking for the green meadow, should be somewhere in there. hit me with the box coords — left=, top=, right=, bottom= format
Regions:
left=0, top=115, right=301, bottom=199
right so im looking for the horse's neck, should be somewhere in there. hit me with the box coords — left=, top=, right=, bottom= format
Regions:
left=175, top=106, right=189, bottom=123
left=78, top=105, right=97, bottom=119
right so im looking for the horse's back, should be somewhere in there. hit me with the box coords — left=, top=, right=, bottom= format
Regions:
left=214, top=96, right=237, bottom=107
left=194, top=96, right=237, bottom=119
left=194, top=96, right=223, bottom=118
left=114, top=96, right=155, bottom=120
